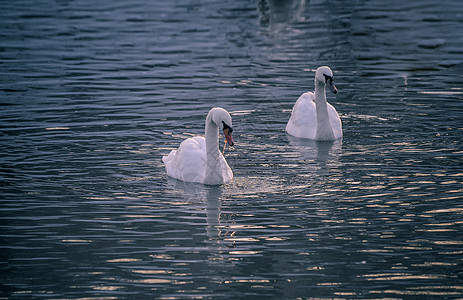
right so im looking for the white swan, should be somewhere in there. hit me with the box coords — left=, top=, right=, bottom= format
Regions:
left=162, top=107, right=234, bottom=185
left=286, top=66, right=342, bottom=141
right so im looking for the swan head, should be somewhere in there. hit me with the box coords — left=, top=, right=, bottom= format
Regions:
left=315, top=66, right=337, bottom=94
left=209, top=107, right=234, bottom=146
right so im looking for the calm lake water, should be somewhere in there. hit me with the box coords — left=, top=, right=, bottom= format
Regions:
left=1, top=0, right=462, bottom=298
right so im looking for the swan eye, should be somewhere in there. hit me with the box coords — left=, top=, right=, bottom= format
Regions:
left=323, top=74, right=333, bottom=83
left=222, top=121, right=233, bottom=133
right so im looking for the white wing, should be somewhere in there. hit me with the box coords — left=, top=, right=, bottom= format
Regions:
left=286, top=92, right=317, bottom=139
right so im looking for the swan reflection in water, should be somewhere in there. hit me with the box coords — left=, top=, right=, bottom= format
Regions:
left=287, top=134, right=342, bottom=166
left=204, top=186, right=229, bottom=266
left=165, top=178, right=234, bottom=266
left=258, top=0, right=308, bottom=25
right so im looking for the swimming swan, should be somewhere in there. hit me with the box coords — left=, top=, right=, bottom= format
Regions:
left=162, top=107, right=234, bottom=185
left=286, top=66, right=342, bottom=141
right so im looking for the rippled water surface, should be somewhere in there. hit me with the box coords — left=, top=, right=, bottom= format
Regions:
left=1, top=0, right=463, bottom=298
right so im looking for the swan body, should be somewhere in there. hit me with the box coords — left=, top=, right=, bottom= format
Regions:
left=162, top=107, right=234, bottom=185
left=286, top=66, right=342, bottom=141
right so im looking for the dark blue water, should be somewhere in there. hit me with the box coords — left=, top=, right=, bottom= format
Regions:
left=1, top=0, right=462, bottom=298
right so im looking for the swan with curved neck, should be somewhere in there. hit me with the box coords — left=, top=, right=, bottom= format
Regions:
left=162, top=107, right=234, bottom=185
left=286, top=66, right=342, bottom=141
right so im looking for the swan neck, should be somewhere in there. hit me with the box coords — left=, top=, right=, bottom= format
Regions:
left=205, top=115, right=220, bottom=158
left=315, top=80, right=328, bottom=116
left=204, top=112, right=223, bottom=184
left=314, top=79, right=334, bottom=140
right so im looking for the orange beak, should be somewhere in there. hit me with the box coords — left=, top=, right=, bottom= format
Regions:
left=224, top=128, right=234, bottom=146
